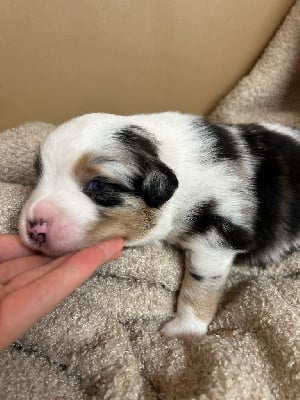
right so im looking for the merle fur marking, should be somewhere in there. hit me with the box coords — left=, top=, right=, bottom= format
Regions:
left=239, top=124, right=300, bottom=261
left=115, top=125, right=158, bottom=158
left=187, top=200, right=254, bottom=251
left=194, top=119, right=241, bottom=161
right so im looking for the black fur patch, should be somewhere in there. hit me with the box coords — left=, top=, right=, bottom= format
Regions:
left=194, top=119, right=241, bottom=161
left=240, top=124, right=300, bottom=257
left=115, top=125, right=158, bottom=158
left=187, top=200, right=254, bottom=251
left=189, top=271, right=204, bottom=281
left=115, top=125, right=178, bottom=208
left=83, top=177, right=130, bottom=207
left=34, top=147, right=43, bottom=177
left=131, top=160, right=178, bottom=208
left=210, top=124, right=241, bottom=161
left=189, top=271, right=224, bottom=281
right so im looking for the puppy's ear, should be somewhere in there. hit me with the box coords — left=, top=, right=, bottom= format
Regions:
left=141, top=159, right=178, bottom=208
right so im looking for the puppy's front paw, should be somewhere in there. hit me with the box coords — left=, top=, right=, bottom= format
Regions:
left=161, top=315, right=208, bottom=338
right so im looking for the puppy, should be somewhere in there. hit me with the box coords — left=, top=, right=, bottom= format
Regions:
left=19, top=112, right=300, bottom=337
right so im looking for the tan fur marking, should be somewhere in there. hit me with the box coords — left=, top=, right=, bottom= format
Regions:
left=85, top=199, right=159, bottom=243
left=180, top=272, right=224, bottom=322
left=72, top=152, right=101, bottom=184
left=73, top=153, right=159, bottom=243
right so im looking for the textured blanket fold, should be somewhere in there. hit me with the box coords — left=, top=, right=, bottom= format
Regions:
left=1, top=2, right=300, bottom=399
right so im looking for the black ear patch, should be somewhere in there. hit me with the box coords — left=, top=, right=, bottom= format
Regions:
left=141, top=159, right=178, bottom=208
left=114, top=125, right=178, bottom=208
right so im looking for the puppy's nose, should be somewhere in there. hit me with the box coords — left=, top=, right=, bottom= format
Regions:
left=27, top=219, right=49, bottom=245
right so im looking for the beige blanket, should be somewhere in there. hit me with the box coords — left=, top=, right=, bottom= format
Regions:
left=1, top=2, right=300, bottom=399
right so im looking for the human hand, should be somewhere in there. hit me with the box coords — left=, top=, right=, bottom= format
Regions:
left=0, top=234, right=123, bottom=351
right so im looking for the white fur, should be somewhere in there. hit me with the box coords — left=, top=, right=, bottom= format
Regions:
left=161, top=304, right=209, bottom=337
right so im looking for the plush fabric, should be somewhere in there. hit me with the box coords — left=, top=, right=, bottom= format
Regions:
left=0, top=2, right=299, bottom=399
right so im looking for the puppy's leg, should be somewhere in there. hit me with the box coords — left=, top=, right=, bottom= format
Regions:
left=161, top=243, right=235, bottom=337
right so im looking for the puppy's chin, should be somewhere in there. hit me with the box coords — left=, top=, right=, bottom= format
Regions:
left=36, top=242, right=84, bottom=257
left=19, top=231, right=87, bottom=257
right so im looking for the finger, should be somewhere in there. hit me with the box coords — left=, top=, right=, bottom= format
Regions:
left=3, top=237, right=124, bottom=292
left=0, top=255, right=52, bottom=284
left=0, top=284, right=5, bottom=302
left=0, top=238, right=123, bottom=350
left=4, top=254, right=70, bottom=295
left=0, top=234, right=36, bottom=263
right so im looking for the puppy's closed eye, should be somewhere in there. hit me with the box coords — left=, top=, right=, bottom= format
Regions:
left=83, top=176, right=131, bottom=207
left=86, top=177, right=106, bottom=193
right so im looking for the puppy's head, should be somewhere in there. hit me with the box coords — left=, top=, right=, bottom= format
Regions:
left=19, top=114, right=178, bottom=256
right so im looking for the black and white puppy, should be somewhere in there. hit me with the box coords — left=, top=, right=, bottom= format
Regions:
left=19, top=112, right=300, bottom=337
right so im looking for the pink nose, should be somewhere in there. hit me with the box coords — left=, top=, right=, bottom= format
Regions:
left=27, top=218, right=50, bottom=245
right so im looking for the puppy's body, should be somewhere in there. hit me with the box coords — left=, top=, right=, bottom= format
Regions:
left=19, top=112, right=300, bottom=337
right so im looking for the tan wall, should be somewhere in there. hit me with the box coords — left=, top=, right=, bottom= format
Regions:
left=0, top=0, right=295, bottom=130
